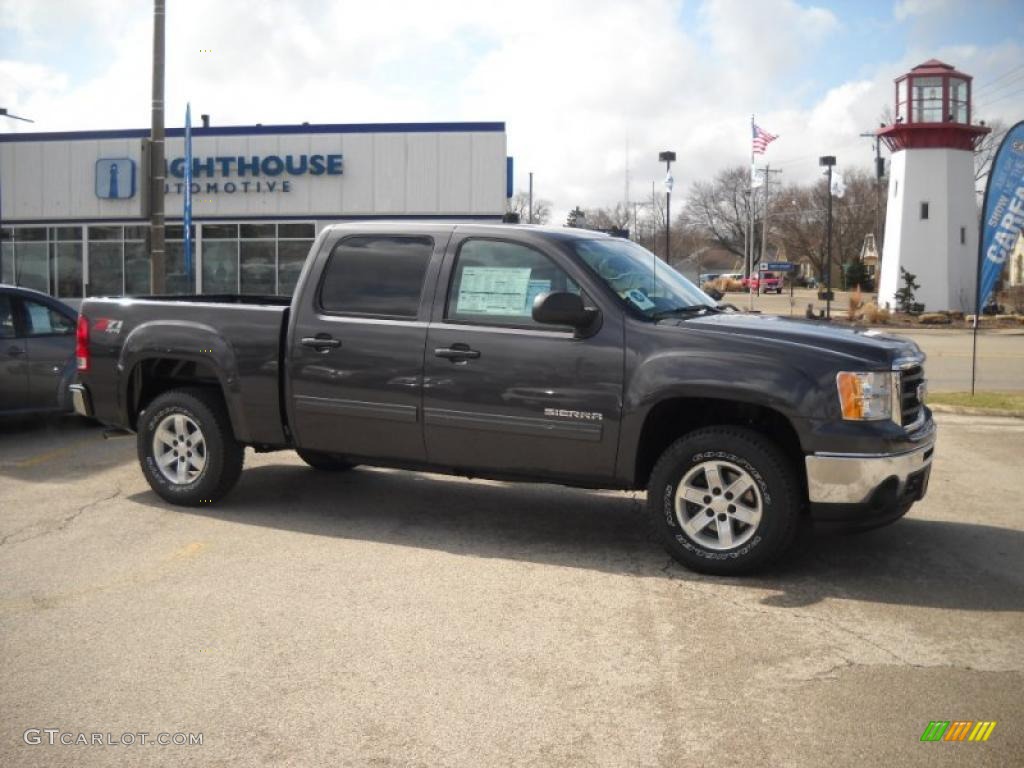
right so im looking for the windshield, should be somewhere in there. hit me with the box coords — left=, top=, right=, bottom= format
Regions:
left=571, top=237, right=716, bottom=318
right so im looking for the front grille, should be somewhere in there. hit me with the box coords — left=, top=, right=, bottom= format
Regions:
left=900, top=364, right=924, bottom=427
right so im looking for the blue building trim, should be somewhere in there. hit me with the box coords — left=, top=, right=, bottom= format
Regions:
left=1, top=213, right=504, bottom=226
left=0, top=121, right=506, bottom=144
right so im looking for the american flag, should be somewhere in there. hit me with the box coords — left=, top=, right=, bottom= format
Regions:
left=752, top=123, right=778, bottom=155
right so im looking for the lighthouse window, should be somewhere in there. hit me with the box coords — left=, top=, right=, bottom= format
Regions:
left=949, top=77, right=968, bottom=123
left=911, top=76, right=943, bottom=123
left=960, top=227, right=966, bottom=245
left=920, top=202, right=929, bottom=220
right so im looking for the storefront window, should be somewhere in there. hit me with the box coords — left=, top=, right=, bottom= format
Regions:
left=278, top=239, right=312, bottom=295
left=56, top=242, right=84, bottom=298
left=88, top=242, right=123, bottom=296
left=203, top=239, right=238, bottom=293
left=124, top=241, right=151, bottom=295
left=240, top=240, right=276, bottom=294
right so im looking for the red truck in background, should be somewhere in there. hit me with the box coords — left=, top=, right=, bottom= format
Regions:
left=742, top=271, right=784, bottom=294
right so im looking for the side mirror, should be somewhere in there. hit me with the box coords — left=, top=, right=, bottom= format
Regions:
left=532, top=291, right=598, bottom=332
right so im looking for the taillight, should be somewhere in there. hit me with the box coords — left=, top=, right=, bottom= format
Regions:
left=76, top=315, right=90, bottom=371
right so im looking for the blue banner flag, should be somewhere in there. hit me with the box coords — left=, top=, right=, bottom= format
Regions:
left=977, top=120, right=1024, bottom=311
left=183, top=103, right=193, bottom=290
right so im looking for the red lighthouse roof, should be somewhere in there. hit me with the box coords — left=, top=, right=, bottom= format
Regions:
left=877, top=59, right=989, bottom=152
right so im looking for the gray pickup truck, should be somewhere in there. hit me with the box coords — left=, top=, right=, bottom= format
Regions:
left=72, top=223, right=935, bottom=574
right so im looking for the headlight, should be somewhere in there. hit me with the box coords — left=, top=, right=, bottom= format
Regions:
left=836, top=371, right=893, bottom=421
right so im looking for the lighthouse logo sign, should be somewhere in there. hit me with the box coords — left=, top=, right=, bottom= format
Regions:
left=95, top=158, right=136, bottom=199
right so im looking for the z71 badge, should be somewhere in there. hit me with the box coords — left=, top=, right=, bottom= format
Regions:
left=544, top=408, right=603, bottom=421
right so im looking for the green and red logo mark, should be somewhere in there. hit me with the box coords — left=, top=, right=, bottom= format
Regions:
left=920, top=721, right=997, bottom=742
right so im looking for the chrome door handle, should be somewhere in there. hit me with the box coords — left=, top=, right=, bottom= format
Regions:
left=6, top=346, right=23, bottom=357
left=434, top=345, right=480, bottom=361
left=300, top=336, right=341, bottom=351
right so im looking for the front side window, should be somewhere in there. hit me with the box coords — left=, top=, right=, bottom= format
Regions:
left=571, top=237, right=714, bottom=319
left=319, top=235, right=433, bottom=318
left=446, top=239, right=580, bottom=328
left=23, top=300, right=74, bottom=336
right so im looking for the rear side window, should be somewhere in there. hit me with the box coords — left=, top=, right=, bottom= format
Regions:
left=23, top=299, right=75, bottom=336
left=318, top=235, right=433, bottom=318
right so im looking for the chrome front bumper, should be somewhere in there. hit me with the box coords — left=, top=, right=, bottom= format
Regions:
left=805, top=429, right=936, bottom=505
left=69, top=383, right=93, bottom=418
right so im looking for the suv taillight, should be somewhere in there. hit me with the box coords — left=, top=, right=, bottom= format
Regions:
left=76, top=315, right=90, bottom=371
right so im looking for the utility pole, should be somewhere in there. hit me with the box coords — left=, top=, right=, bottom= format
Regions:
left=149, top=0, right=167, bottom=294
left=860, top=129, right=885, bottom=256
left=752, top=164, right=782, bottom=308
left=527, top=172, right=533, bottom=224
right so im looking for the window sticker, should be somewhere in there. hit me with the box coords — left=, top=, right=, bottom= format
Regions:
left=624, top=288, right=656, bottom=311
left=457, top=266, right=534, bottom=315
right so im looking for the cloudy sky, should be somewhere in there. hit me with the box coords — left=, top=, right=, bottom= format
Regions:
left=1, top=0, right=1022, bottom=218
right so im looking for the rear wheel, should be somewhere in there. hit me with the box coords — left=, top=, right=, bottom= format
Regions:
left=647, top=426, right=801, bottom=575
left=296, top=449, right=356, bottom=472
left=137, top=388, right=244, bottom=506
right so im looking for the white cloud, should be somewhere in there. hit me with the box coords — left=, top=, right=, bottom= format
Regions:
left=0, top=0, right=1021, bottom=223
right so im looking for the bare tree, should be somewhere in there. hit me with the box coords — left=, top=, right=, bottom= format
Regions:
left=681, top=165, right=762, bottom=264
left=507, top=191, right=552, bottom=225
left=974, top=119, right=1008, bottom=184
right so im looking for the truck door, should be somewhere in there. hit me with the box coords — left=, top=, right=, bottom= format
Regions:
left=422, top=235, right=624, bottom=483
left=0, top=294, right=29, bottom=412
left=286, top=231, right=446, bottom=462
left=20, top=297, right=77, bottom=410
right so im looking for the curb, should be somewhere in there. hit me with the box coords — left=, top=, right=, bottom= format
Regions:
left=928, top=403, right=1024, bottom=419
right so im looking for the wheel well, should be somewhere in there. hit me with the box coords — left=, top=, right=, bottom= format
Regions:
left=128, top=358, right=224, bottom=430
left=634, top=397, right=806, bottom=491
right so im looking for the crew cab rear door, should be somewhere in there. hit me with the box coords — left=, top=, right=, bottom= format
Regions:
left=286, top=229, right=448, bottom=462
left=421, top=233, right=624, bottom=483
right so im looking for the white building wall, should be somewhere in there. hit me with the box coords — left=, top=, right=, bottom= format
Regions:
left=1, top=126, right=507, bottom=224
left=878, top=147, right=978, bottom=312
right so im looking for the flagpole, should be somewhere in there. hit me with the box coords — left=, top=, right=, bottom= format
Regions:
left=749, top=114, right=755, bottom=310
left=183, top=102, right=193, bottom=292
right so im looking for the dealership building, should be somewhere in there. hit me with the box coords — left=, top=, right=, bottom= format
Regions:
left=0, top=121, right=510, bottom=298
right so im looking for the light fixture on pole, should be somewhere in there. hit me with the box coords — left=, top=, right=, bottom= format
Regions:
left=819, top=155, right=836, bottom=320
left=0, top=108, right=34, bottom=123
left=659, top=151, right=676, bottom=262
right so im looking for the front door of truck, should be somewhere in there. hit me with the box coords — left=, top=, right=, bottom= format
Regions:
left=422, top=235, right=623, bottom=483
left=287, top=231, right=447, bottom=462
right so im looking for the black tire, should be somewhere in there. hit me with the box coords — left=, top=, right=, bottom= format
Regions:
left=647, top=426, right=801, bottom=575
left=137, top=387, right=244, bottom=506
left=296, top=449, right=356, bottom=472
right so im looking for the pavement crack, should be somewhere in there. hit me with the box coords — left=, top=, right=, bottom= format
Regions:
left=0, top=486, right=122, bottom=548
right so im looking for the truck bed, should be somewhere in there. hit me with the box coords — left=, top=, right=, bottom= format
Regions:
left=79, top=295, right=291, bottom=446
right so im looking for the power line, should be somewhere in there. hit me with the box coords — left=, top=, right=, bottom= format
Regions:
left=976, top=84, right=1024, bottom=112
left=973, top=62, right=1024, bottom=94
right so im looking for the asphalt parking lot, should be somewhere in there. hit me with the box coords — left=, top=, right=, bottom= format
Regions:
left=1, top=412, right=1022, bottom=767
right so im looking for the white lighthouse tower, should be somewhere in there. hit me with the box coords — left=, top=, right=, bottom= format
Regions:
left=877, top=60, right=990, bottom=312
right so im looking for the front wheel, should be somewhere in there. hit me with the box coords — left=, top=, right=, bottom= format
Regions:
left=137, top=387, right=244, bottom=506
left=647, top=426, right=801, bottom=575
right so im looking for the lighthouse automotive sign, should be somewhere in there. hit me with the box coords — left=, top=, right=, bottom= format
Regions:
left=977, top=120, right=1024, bottom=310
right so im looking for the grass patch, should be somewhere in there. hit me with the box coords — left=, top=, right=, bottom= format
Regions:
left=928, top=391, right=1024, bottom=413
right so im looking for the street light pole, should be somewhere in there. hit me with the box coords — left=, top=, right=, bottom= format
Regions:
left=819, top=155, right=836, bottom=320
left=0, top=108, right=35, bottom=281
left=659, top=151, right=676, bottom=262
